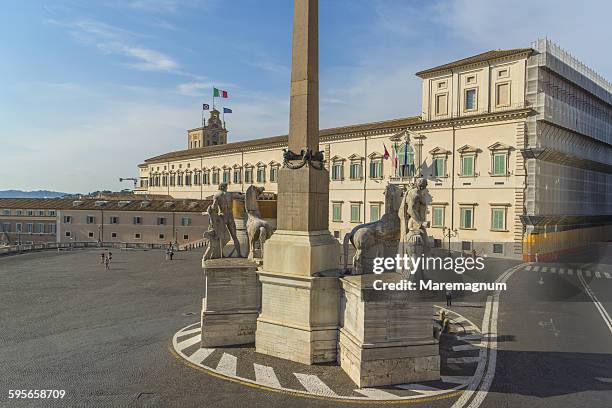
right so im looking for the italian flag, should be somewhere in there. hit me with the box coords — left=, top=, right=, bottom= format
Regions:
left=213, top=87, right=228, bottom=98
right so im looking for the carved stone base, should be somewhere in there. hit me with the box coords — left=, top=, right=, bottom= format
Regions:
left=255, top=271, right=340, bottom=364
left=200, top=258, right=260, bottom=347
left=338, top=273, right=440, bottom=387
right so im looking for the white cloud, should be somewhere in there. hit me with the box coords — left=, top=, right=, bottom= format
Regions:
left=176, top=81, right=212, bottom=96
left=98, top=42, right=179, bottom=72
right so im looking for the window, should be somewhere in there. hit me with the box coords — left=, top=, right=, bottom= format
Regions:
left=203, top=171, right=210, bottom=185
left=88, top=232, right=94, bottom=238
left=433, top=157, right=445, bottom=177
left=435, top=93, right=448, bottom=116
left=27, top=210, right=33, bottom=216
left=491, top=208, right=506, bottom=231
left=48, top=210, right=56, bottom=216
left=181, top=217, right=191, bottom=226
left=183, top=234, right=189, bottom=240
left=233, top=169, right=242, bottom=184
left=16, top=223, right=22, bottom=232
left=133, top=216, right=142, bottom=225
left=331, top=162, right=344, bottom=180
left=36, top=223, right=44, bottom=233
left=159, top=233, right=165, bottom=239
left=169, top=174, right=175, bottom=186
left=157, top=217, right=167, bottom=225
left=27, top=223, right=33, bottom=233
left=177, top=174, right=184, bottom=186
left=349, top=161, right=363, bottom=180
left=432, top=207, right=444, bottom=227
left=134, top=233, right=141, bottom=239
left=270, top=166, right=279, bottom=183
left=2, top=209, right=9, bottom=215
left=493, top=243, right=504, bottom=254
left=111, top=232, right=117, bottom=238
left=63, top=216, right=72, bottom=223
left=333, top=231, right=340, bottom=238
left=370, top=203, right=381, bottom=222
left=194, top=172, right=201, bottom=185
left=38, top=210, right=44, bottom=216
left=47, top=224, right=56, bottom=234
left=462, top=241, right=472, bottom=251
left=65, top=231, right=71, bottom=237
left=461, top=155, right=474, bottom=177
left=332, top=202, right=342, bottom=222
left=493, top=153, right=507, bottom=176
left=212, top=170, right=220, bottom=185
left=185, top=174, right=192, bottom=186
left=433, top=239, right=442, bottom=248
left=460, top=207, right=474, bottom=229
left=465, top=88, right=477, bottom=111
left=398, top=143, right=415, bottom=177
left=369, top=159, right=383, bottom=179
left=496, top=82, right=510, bottom=107
left=350, top=203, right=361, bottom=223
left=86, top=215, right=95, bottom=224
left=244, top=168, right=253, bottom=183
left=223, top=169, right=231, bottom=184
left=257, top=166, right=266, bottom=183
left=16, top=210, right=23, bottom=216
left=110, top=216, right=119, bottom=224
left=2, top=223, right=10, bottom=232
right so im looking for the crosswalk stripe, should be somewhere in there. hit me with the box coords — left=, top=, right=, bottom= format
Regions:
left=541, top=267, right=548, bottom=273
left=253, top=363, right=281, bottom=388
left=180, top=327, right=202, bottom=336
left=355, top=388, right=399, bottom=399
left=294, top=373, right=338, bottom=396
left=595, top=272, right=601, bottom=279
left=457, top=334, right=482, bottom=341
left=585, top=270, right=592, bottom=278
left=605, top=272, right=611, bottom=279
left=558, top=269, right=565, bottom=275
left=395, top=384, right=441, bottom=394
left=441, top=375, right=471, bottom=385
left=532, top=266, right=540, bottom=272
left=188, top=347, right=215, bottom=364
left=524, top=266, right=532, bottom=271
left=216, top=353, right=237, bottom=376
left=551, top=267, right=557, bottom=273
left=447, top=356, right=480, bottom=364
left=453, top=344, right=479, bottom=352
left=176, top=335, right=201, bottom=352
left=568, top=269, right=574, bottom=275
left=462, top=326, right=478, bottom=333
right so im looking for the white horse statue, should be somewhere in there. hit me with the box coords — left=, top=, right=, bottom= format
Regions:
left=343, top=184, right=404, bottom=274
left=244, top=185, right=274, bottom=260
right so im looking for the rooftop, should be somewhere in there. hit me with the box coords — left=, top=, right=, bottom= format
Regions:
left=0, top=198, right=211, bottom=213
left=415, top=48, right=533, bottom=77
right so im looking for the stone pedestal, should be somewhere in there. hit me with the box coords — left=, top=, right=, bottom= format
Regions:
left=201, top=258, right=260, bottom=347
left=255, top=229, right=341, bottom=364
left=338, top=273, right=439, bottom=387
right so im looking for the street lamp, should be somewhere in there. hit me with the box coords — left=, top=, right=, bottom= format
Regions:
left=442, top=226, right=458, bottom=256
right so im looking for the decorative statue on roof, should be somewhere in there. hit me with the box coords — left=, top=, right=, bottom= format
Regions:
left=202, top=182, right=243, bottom=260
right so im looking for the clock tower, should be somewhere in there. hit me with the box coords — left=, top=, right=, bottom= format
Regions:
left=186, top=109, right=228, bottom=149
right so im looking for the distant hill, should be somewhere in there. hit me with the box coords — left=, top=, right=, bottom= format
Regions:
left=0, top=190, right=73, bottom=198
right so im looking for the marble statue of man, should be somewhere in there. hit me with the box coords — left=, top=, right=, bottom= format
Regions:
left=210, top=182, right=242, bottom=257
left=398, top=178, right=430, bottom=277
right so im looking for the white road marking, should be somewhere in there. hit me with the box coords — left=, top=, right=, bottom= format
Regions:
left=585, top=270, right=592, bottom=278
left=568, top=269, right=574, bottom=275
left=188, top=347, right=215, bottom=364
left=176, top=334, right=201, bottom=352
left=180, top=327, right=202, bottom=336
left=595, top=271, right=601, bottom=279
left=457, top=334, right=483, bottom=341
left=524, top=266, right=532, bottom=271
left=442, top=376, right=472, bottom=385
left=551, top=267, right=557, bottom=273
left=578, top=272, right=612, bottom=334
left=355, top=388, right=400, bottom=399
left=605, top=272, right=611, bottom=279
left=253, top=363, right=281, bottom=388
left=558, top=269, right=565, bottom=275
left=541, top=267, right=548, bottom=273
left=447, top=356, right=480, bottom=364
left=595, top=377, right=612, bottom=383
left=453, top=344, right=479, bottom=352
left=532, top=266, right=540, bottom=272
left=395, top=384, right=441, bottom=394
left=216, top=353, right=238, bottom=376
left=294, top=373, right=338, bottom=397
left=462, top=326, right=479, bottom=333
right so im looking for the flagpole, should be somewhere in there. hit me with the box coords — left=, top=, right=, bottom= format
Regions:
left=212, top=87, right=215, bottom=111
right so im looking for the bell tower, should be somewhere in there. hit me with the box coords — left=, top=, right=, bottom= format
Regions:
left=186, top=109, right=228, bottom=149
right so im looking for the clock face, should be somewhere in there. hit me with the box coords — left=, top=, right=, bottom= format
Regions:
left=212, top=132, right=219, bottom=140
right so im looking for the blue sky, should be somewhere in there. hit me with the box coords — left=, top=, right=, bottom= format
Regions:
left=2, top=0, right=611, bottom=193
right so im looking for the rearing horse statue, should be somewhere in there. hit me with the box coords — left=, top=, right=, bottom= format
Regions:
left=343, top=184, right=404, bottom=274
left=244, top=185, right=274, bottom=260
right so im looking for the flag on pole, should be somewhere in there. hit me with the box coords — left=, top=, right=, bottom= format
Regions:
left=383, top=144, right=390, bottom=160
left=223, top=107, right=232, bottom=113
left=213, top=88, right=229, bottom=98
left=393, top=142, right=399, bottom=170
left=203, top=103, right=210, bottom=110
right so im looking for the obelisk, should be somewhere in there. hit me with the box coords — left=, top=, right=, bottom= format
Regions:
left=255, top=0, right=341, bottom=364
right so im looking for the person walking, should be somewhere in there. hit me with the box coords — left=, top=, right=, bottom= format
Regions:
left=446, top=290, right=452, bottom=307
left=104, top=256, right=110, bottom=271
left=100, top=252, right=105, bottom=264
left=169, top=250, right=174, bottom=261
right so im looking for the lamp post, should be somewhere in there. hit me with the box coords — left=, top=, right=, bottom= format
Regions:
left=442, top=226, right=458, bottom=256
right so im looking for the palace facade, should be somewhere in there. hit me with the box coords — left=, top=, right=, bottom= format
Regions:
left=136, top=39, right=612, bottom=260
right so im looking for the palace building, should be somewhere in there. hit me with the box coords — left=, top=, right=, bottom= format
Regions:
left=135, top=39, right=612, bottom=260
